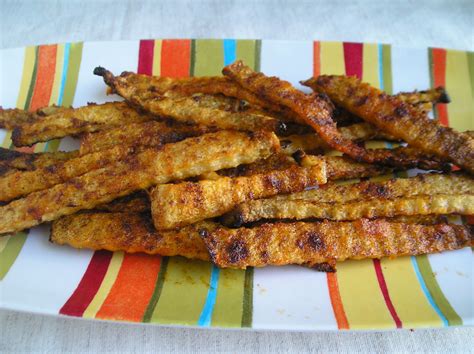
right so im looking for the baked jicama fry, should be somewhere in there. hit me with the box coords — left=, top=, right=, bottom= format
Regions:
left=279, top=122, right=397, bottom=155
left=199, top=220, right=473, bottom=269
left=303, top=75, right=474, bottom=174
left=223, top=194, right=474, bottom=226
left=395, top=86, right=450, bottom=105
left=0, top=147, right=78, bottom=171
left=98, top=70, right=299, bottom=122
left=94, top=68, right=287, bottom=133
left=11, top=102, right=153, bottom=147
left=270, top=172, right=474, bottom=203
left=79, top=120, right=210, bottom=155
left=51, top=212, right=213, bottom=260
left=151, top=162, right=327, bottom=230
left=0, top=130, right=279, bottom=234
left=0, top=105, right=69, bottom=130
left=0, top=144, right=144, bottom=202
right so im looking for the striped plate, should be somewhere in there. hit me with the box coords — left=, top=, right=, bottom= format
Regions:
left=0, top=40, right=472, bottom=330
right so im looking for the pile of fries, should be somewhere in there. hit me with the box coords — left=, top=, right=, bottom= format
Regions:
left=0, top=60, right=472, bottom=272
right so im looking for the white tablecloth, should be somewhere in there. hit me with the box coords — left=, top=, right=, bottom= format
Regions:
left=1, top=1, right=473, bottom=352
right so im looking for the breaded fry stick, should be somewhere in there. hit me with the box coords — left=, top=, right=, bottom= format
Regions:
left=303, top=75, right=474, bottom=174
left=151, top=162, right=327, bottom=229
left=97, top=70, right=299, bottom=121
left=94, top=68, right=287, bottom=133
left=280, top=122, right=397, bottom=155
left=222, top=61, right=374, bottom=162
left=224, top=194, right=474, bottom=226
left=51, top=212, right=213, bottom=260
left=79, top=120, right=209, bottom=154
left=199, top=220, right=473, bottom=269
left=218, top=153, right=297, bottom=177
left=0, top=130, right=279, bottom=234
left=94, top=191, right=150, bottom=212
left=0, top=105, right=68, bottom=130
left=396, top=87, right=450, bottom=105
left=0, top=147, right=78, bottom=170
left=0, top=144, right=150, bottom=202
left=271, top=173, right=474, bottom=202
left=11, top=102, right=152, bottom=147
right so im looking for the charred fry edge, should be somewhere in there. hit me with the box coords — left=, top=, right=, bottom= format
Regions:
left=151, top=162, right=327, bottom=230
left=199, top=220, right=472, bottom=269
left=0, top=130, right=279, bottom=235
left=223, top=194, right=474, bottom=227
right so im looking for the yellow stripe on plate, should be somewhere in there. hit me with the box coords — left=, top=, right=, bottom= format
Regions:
left=48, top=44, right=65, bottom=106
left=337, top=260, right=396, bottom=329
left=320, top=42, right=345, bottom=75
left=83, top=252, right=125, bottom=319
left=16, top=46, right=36, bottom=110
left=0, top=235, right=11, bottom=254
left=148, top=257, right=211, bottom=325
left=446, top=50, right=474, bottom=132
left=363, top=43, right=380, bottom=87
left=152, top=40, right=162, bottom=76
left=381, top=257, right=443, bottom=328
left=211, top=268, right=246, bottom=327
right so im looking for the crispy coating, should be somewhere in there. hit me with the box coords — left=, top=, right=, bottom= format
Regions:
left=0, top=130, right=279, bottom=234
left=95, top=69, right=299, bottom=121
left=95, top=191, right=150, bottom=212
left=224, top=194, right=474, bottom=226
left=79, top=120, right=209, bottom=154
left=0, top=144, right=148, bottom=202
left=0, top=105, right=68, bottom=130
left=396, top=86, right=450, bottom=105
left=218, top=153, right=297, bottom=177
left=95, top=68, right=287, bottom=133
left=151, top=162, right=327, bottom=229
left=269, top=173, right=474, bottom=202
left=322, top=155, right=393, bottom=180
left=11, top=102, right=152, bottom=147
left=387, top=215, right=452, bottom=225
left=280, top=122, right=397, bottom=155
left=51, top=212, right=213, bottom=260
left=0, top=148, right=78, bottom=171
left=303, top=75, right=474, bottom=174
left=222, top=61, right=373, bottom=162
left=199, top=220, right=473, bottom=269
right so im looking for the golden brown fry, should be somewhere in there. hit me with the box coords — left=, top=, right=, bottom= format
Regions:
left=322, top=155, right=393, bottom=180
left=303, top=75, right=474, bottom=174
left=0, top=144, right=149, bottom=202
left=218, top=153, right=297, bottom=177
left=272, top=173, right=474, bottom=202
left=0, top=105, right=68, bottom=130
left=151, top=162, right=327, bottom=229
left=91, top=191, right=150, bottom=212
left=95, top=68, right=287, bottom=133
left=79, top=120, right=209, bottom=154
left=0, top=130, right=279, bottom=234
left=222, top=61, right=372, bottom=161
left=97, top=69, right=299, bottom=121
left=224, top=194, right=474, bottom=226
left=51, top=212, right=213, bottom=260
left=280, top=123, right=397, bottom=155
left=395, top=87, right=450, bottom=105
left=0, top=147, right=78, bottom=170
left=292, top=146, right=451, bottom=174
left=386, top=215, right=452, bottom=225
left=199, top=220, right=473, bottom=269
left=11, top=102, right=152, bottom=147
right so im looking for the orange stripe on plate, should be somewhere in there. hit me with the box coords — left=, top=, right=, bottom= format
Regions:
left=313, top=41, right=321, bottom=77
left=432, top=48, right=448, bottom=126
left=161, top=40, right=192, bottom=78
left=327, top=273, right=349, bottom=329
left=29, top=45, right=57, bottom=111
left=95, top=254, right=161, bottom=322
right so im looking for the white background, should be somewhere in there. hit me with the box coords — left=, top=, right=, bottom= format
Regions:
left=1, top=0, right=473, bottom=352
